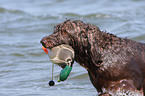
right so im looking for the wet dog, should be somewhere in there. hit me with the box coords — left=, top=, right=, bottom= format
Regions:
left=41, top=19, right=145, bottom=95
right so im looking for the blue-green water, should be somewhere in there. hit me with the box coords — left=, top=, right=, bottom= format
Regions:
left=0, top=0, right=145, bottom=96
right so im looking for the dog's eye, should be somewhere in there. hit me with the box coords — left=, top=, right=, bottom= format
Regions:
left=61, top=30, right=67, bottom=34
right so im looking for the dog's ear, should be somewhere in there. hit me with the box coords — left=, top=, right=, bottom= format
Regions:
left=78, top=31, right=89, bottom=48
left=87, top=31, right=102, bottom=66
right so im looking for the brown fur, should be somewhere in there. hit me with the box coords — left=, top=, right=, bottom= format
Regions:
left=41, top=19, right=145, bottom=95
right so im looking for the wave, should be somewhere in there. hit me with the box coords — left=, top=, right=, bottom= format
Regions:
left=0, top=6, right=111, bottom=24
left=61, top=13, right=111, bottom=19
left=0, top=7, right=26, bottom=14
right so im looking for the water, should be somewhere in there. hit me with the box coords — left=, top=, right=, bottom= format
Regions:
left=0, top=0, right=145, bottom=96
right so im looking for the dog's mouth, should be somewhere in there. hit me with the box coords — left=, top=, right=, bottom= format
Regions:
left=41, top=38, right=47, bottom=48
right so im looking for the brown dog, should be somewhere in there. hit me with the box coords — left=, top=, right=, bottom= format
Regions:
left=41, top=19, right=145, bottom=95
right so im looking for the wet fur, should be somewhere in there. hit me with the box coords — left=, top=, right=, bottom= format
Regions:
left=41, top=20, right=145, bottom=95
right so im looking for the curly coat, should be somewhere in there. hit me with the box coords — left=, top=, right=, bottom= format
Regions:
left=41, top=19, right=145, bottom=95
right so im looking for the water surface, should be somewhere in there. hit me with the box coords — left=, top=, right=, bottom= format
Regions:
left=0, top=0, right=145, bottom=96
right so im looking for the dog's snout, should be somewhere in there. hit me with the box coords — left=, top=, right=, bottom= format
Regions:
left=40, top=39, right=43, bottom=44
left=40, top=39, right=44, bottom=44
left=40, top=36, right=53, bottom=48
left=40, top=38, right=46, bottom=47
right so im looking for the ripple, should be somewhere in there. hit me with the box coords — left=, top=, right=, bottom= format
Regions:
left=61, top=13, right=111, bottom=19
left=0, top=7, right=25, bottom=14
left=0, top=0, right=145, bottom=96
left=10, top=53, right=25, bottom=57
left=83, top=13, right=111, bottom=19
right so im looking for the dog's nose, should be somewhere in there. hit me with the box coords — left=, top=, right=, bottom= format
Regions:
left=40, top=40, right=46, bottom=49
left=40, top=36, right=49, bottom=45
left=40, top=39, right=44, bottom=44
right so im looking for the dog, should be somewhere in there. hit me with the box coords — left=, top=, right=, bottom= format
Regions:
left=41, top=19, right=145, bottom=95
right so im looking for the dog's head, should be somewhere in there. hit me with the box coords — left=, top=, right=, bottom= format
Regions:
left=41, top=19, right=95, bottom=49
left=40, top=19, right=102, bottom=68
